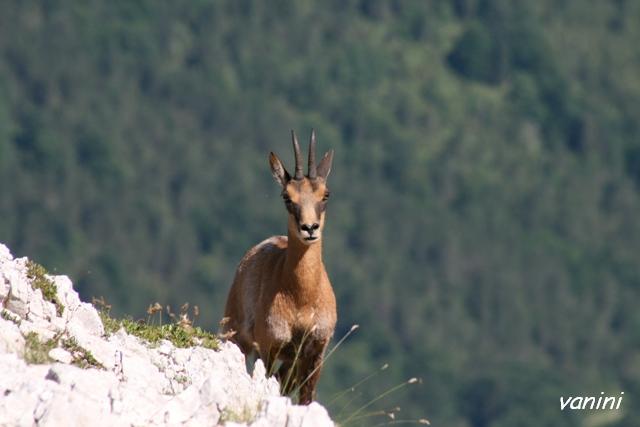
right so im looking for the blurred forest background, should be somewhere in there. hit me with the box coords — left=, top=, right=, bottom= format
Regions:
left=1, top=1, right=639, bottom=426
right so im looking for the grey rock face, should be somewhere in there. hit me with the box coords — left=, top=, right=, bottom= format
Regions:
left=0, top=243, right=333, bottom=427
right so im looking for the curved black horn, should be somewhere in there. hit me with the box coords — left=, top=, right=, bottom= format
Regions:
left=308, top=129, right=317, bottom=179
left=291, top=130, right=303, bottom=180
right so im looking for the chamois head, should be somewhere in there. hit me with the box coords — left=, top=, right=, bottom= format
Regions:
left=269, top=130, right=334, bottom=245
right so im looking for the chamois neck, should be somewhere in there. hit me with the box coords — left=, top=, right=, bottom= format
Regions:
left=284, top=232, right=324, bottom=287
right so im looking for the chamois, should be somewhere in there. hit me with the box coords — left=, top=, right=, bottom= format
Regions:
left=223, top=130, right=337, bottom=405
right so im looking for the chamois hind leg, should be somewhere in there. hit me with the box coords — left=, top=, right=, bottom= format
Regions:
left=297, top=341, right=328, bottom=405
left=232, top=336, right=254, bottom=356
left=224, top=321, right=254, bottom=357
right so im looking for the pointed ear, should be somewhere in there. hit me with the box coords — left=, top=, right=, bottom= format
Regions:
left=316, top=150, right=334, bottom=180
left=269, top=152, right=290, bottom=187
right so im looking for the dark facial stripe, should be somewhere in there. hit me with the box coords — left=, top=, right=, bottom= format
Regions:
left=315, top=201, right=327, bottom=216
left=286, top=201, right=302, bottom=223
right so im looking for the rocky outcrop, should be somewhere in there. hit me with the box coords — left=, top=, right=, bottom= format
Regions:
left=0, top=243, right=333, bottom=426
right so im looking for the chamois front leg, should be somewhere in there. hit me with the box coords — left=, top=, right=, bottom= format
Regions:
left=262, top=343, right=284, bottom=378
left=297, top=340, right=328, bottom=405
left=265, top=343, right=299, bottom=395
left=277, top=360, right=297, bottom=394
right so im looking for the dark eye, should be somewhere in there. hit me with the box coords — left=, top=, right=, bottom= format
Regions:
left=282, top=193, right=291, bottom=203
left=322, top=191, right=330, bottom=201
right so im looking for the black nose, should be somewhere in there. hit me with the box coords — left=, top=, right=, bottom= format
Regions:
left=301, top=223, right=320, bottom=233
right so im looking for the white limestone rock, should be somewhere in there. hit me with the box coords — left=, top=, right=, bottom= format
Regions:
left=0, top=242, right=334, bottom=427
left=48, top=348, right=73, bottom=364
left=0, top=314, right=24, bottom=354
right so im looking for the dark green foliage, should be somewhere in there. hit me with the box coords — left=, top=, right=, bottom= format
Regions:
left=447, top=23, right=502, bottom=84
left=459, top=365, right=580, bottom=427
left=1, top=1, right=640, bottom=425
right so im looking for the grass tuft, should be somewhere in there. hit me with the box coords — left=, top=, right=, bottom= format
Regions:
left=61, top=336, right=105, bottom=369
left=23, top=331, right=58, bottom=364
left=218, top=403, right=261, bottom=424
left=175, top=374, right=189, bottom=385
left=93, top=297, right=219, bottom=350
left=26, top=260, right=64, bottom=316
left=337, top=376, right=423, bottom=426
left=1, top=309, right=21, bottom=325
left=22, top=331, right=105, bottom=369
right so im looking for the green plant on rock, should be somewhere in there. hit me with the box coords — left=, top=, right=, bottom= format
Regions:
left=26, top=260, right=64, bottom=317
left=22, top=331, right=105, bottom=369
left=174, top=374, right=189, bottom=385
left=1, top=309, right=21, bottom=325
left=93, top=297, right=219, bottom=350
left=218, top=403, right=260, bottom=425
left=61, top=336, right=105, bottom=370
left=23, top=331, right=58, bottom=364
